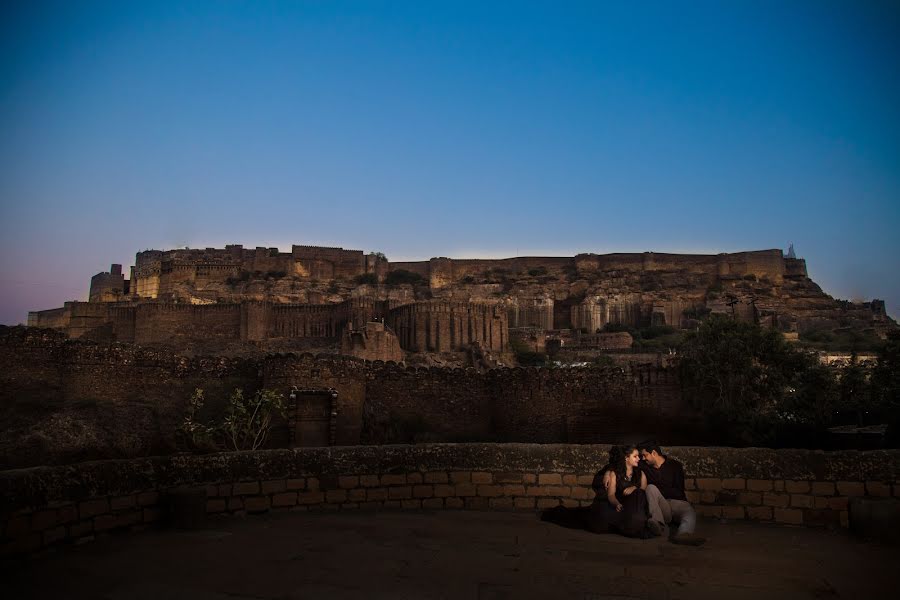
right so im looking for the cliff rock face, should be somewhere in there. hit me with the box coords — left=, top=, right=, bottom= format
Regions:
left=28, top=246, right=895, bottom=352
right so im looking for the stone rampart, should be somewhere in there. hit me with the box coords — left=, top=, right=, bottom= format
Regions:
left=2, top=444, right=898, bottom=557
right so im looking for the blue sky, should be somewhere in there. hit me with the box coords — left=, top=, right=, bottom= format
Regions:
left=1, top=0, right=898, bottom=324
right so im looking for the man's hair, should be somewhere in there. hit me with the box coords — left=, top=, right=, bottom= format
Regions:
left=637, top=440, right=664, bottom=456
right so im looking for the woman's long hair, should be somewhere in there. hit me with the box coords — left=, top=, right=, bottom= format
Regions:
left=609, top=444, right=638, bottom=483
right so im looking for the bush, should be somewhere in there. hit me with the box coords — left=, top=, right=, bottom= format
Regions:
left=177, top=388, right=286, bottom=452
left=385, top=269, right=427, bottom=286
left=528, top=266, right=547, bottom=277
left=353, top=273, right=378, bottom=285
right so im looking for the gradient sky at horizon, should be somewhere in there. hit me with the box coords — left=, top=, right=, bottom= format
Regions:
left=1, top=0, right=898, bottom=324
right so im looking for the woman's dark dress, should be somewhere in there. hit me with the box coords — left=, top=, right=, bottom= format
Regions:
left=611, top=469, right=651, bottom=538
left=540, top=465, right=651, bottom=538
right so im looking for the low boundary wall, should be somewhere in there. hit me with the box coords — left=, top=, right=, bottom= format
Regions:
left=3, top=444, right=899, bottom=557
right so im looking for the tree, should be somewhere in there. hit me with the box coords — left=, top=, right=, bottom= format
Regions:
left=679, top=315, right=811, bottom=445
left=871, top=331, right=900, bottom=442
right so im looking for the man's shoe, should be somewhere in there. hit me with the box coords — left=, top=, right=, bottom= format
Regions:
left=671, top=533, right=706, bottom=546
left=647, top=520, right=665, bottom=537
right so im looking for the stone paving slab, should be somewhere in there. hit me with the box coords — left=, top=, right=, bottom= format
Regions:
left=3, top=510, right=898, bottom=599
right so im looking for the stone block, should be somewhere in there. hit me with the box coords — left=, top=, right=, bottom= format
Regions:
left=338, top=476, right=359, bottom=489
left=773, top=480, right=785, bottom=492
left=836, top=481, right=864, bottom=497
left=425, top=472, right=448, bottom=484
left=407, top=473, right=423, bottom=484
left=261, top=480, right=286, bottom=495
left=227, top=497, right=243, bottom=511
left=272, top=493, right=298, bottom=507
left=243, top=496, right=271, bottom=513
left=747, top=479, right=773, bottom=492
left=206, top=499, right=227, bottom=513
left=700, top=491, right=717, bottom=504
left=791, top=495, right=813, bottom=509
left=382, top=501, right=401, bottom=509
left=502, top=484, right=526, bottom=496
left=571, top=487, right=593, bottom=500
left=722, top=506, right=745, bottom=520
left=287, top=479, right=306, bottom=490
left=526, top=485, right=570, bottom=497
left=538, top=473, right=562, bottom=485
left=465, top=497, right=490, bottom=510
left=576, top=475, right=594, bottom=486
left=477, top=485, right=503, bottom=497
left=138, top=491, right=160, bottom=506
left=69, top=520, right=94, bottom=537
left=683, top=478, right=696, bottom=490
left=813, top=496, right=830, bottom=510
left=696, top=478, right=722, bottom=491
left=450, top=471, right=471, bottom=484
left=388, top=486, right=412, bottom=500
left=828, top=496, right=849, bottom=510
left=737, top=492, right=761, bottom=506
left=514, top=497, right=536, bottom=509
left=367, top=488, right=388, bottom=501
left=413, top=485, right=434, bottom=498
left=722, top=478, right=746, bottom=490
left=233, top=482, right=260, bottom=496
left=58, top=505, right=78, bottom=524
left=746, top=506, right=773, bottom=520
left=348, top=489, right=367, bottom=502
left=561, top=474, right=578, bottom=485
left=490, top=498, right=514, bottom=510
left=205, top=485, right=219, bottom=498
left=381, top=474, right=406, bottom=486
left=685, top=491, right=700, bottom=504
left=298, top=492, right=325, bottom=505
left=110, top=495, right=136, bottom=511
left=522, top=474, right=537, bottom=484
left=94, top=511, right=140, bottom=531
left=811, top=482, right=835, bottom=496
left=359, top=475, right=380, bottom=487
left=445, top=497, right=464, bottom=509
left=763, top=494, right=790, bottom=508
left=325, top=490, right=347, bottom=503
left=79, top=499, right=110, bottom=519
left=774, top=508, right=803, bottom=525
left=472, top=472, right=493, bottom=484
left=306, top=477, right=320, bottom=491
left=433, top=484, right=455, bottom=497
left=536, top=499, right=560, bottom=509
left=31, top=510, right=58, bottom=532
left=785, top=480, right=810, bottom=494
left=454, top=483, right=477, bottom=497
left=866, top=481, right=891, bottom=497
left=400, top=499, right=421, bottom=510
left=422, top=498, right=444, bottom=509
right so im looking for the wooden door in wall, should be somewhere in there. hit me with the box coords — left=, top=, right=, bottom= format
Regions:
left=292, top=390, right=334, bottom=447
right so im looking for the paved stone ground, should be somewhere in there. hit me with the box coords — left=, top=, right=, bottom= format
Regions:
left=3, top=510, right=898, bottom=599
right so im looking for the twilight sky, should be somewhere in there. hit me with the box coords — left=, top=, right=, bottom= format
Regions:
left=1, top=0, right=899, bottom=325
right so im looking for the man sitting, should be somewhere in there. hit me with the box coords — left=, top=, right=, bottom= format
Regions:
left=637, top=440, right=706, bottom=546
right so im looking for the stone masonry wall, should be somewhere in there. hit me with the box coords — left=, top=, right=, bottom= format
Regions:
left=2, top=444, right=898, bottom=557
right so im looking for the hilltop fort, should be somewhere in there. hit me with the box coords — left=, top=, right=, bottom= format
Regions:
left=28, top=244, right=894, bottom=360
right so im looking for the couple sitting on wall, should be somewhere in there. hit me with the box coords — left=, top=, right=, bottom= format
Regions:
left=542, top=441, right=706, bottom=545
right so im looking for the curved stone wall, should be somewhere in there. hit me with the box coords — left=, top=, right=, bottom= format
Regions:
left=2, top=444, right=898, bottom=557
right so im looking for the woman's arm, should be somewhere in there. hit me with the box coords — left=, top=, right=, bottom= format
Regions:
left=606, top=472, right=623, bottom=511
left=640, top=471, right=648, bottom=491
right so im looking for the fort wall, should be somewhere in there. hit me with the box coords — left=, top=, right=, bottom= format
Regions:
left=386, top=301, right=507, bottom=352
left=3, top=445, right=898, bottom=556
